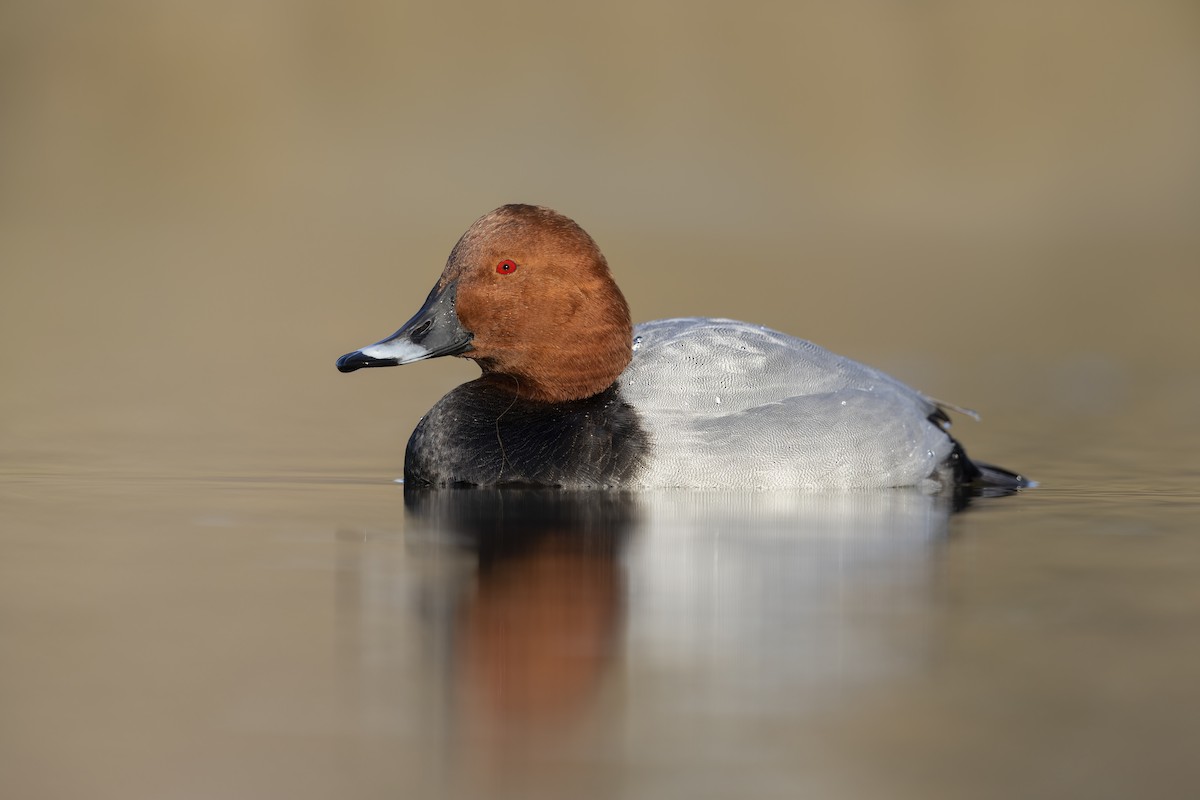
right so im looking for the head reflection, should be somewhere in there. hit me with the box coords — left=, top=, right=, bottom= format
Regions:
left=405, top=488, right=635, bottom=732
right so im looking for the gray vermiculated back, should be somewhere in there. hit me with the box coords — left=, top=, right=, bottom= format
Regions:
left=619, top=319, right=953, bottom=488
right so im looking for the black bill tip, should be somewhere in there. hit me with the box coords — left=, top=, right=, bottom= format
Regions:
left=336, top=351, right=399, bottom=373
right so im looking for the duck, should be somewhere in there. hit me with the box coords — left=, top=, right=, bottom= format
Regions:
left=336, top=204, right=1029, bottom=492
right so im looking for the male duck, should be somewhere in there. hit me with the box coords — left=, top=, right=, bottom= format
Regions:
left=337, top=204, right=1029, bottom=492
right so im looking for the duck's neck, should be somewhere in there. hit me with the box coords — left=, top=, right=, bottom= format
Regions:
left=466, top=270, right=634, bottom=404
left=477, top=338, right=632, bottom=404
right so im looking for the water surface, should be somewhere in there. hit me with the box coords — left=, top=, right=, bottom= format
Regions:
left=3, top=429, right=1198, bottom=799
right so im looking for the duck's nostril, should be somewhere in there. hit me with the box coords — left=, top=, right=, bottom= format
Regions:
left=409, top=319, right=434, bottom=344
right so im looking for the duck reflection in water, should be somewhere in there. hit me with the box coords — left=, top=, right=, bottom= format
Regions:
left=399, top=485, right=991, bottom=746
left=404, top=487, right=635, bottom=735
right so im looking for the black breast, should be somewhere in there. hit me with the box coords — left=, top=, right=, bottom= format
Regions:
left=403, top=380, right=650, bottom=488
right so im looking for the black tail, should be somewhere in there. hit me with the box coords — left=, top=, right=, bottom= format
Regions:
left=970, top=459, right=1034, bottom=493
left=943, top=437, right=1034, bottom=509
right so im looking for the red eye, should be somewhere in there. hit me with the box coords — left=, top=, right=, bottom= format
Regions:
left=496, top=259, right=518, bottom=275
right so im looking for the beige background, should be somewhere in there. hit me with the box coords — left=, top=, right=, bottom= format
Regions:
left=3, top=6, right=1200, bottom=798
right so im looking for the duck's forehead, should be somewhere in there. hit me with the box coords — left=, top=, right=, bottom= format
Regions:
left=438, top=221, right=499, bottom=284
left=448, top=213, right=525, bottom=262
left=447, top=216, right=569, bottom=269
left=435, top=205, right=605, bottom=289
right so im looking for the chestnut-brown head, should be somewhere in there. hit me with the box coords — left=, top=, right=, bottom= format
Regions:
left=336, top=205, right=633, bottom=403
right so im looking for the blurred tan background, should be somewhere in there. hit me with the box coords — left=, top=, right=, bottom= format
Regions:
left=2, top=0, right=1198, bottom=475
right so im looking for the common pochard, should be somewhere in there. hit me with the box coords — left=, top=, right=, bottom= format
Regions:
left=337, top=204, right=1028, bottom=492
